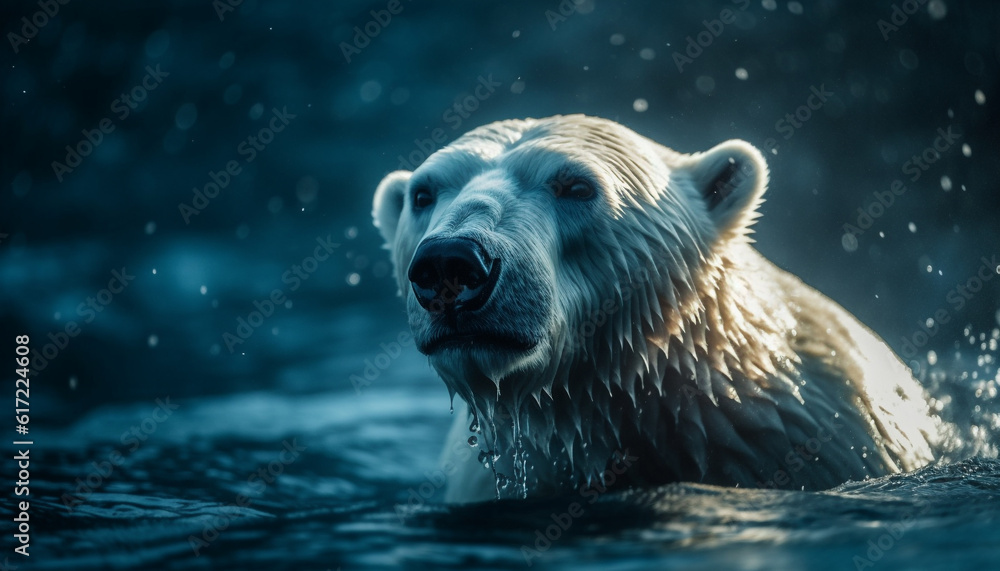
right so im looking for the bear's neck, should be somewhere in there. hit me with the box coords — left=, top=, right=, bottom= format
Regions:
left=453, top=247, right=800, bottom=499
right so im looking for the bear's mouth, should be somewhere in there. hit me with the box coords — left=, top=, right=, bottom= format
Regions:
left=421, top=332, right=538, bottom=354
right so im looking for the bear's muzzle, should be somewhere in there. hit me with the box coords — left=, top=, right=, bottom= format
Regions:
left=407, top=236, right=500, bottom=314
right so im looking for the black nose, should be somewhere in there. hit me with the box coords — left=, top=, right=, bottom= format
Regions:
left=407, top=237, right=499, bottom=313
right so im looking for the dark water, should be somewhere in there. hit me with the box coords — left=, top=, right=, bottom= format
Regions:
left=6, top=337, right=1000, bottom=571
left=2, top=0, right=1000, bottom=569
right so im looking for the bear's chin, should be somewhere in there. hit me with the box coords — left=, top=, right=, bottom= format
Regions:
left=426, top=337, right=551, bottom=388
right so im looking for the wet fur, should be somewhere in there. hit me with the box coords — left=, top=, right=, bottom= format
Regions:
left=373, top=115, right=942, bottom=502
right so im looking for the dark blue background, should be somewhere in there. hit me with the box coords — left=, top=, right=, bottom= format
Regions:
left=1, top=0, right=998, bottom=424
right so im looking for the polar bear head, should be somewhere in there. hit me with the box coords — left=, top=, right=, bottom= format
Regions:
left=372, top=115, right=769, bottom=490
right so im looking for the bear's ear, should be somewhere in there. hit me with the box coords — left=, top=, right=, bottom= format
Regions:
left=372, top=170, right=411, bottom=245
left=678, top=140, right=768, bottom=240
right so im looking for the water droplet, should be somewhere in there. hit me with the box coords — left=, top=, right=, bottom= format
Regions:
left=175, top=103, right=198, bottom=130
left=940, top=175, right=952, bottom=191
left=609, top=33, right=625, bottom=46
left=962, top=143, right=972, bottom=157
left=148, top=334, right=159, bottom=348
left=928, top=350, right=938, bottom=366
left=219, top=51, right=236, bottom=69
left=360, top=80, right=382, bottom=103
left=841, top=232, right=859, bottom=252
left=200, top=285, right=207, bottom=295
left=639, top=48, right=655, bottom=60
left=974, top=90, right=986, bottom=105
left=695, top=75, right=716, bottom=94
left=296, top=176, right=318, bottom=203
left=735, top=67, right=748, bottom=80
left=908, top=222, right=917, bottom=233
left=633, top=98, right=648, bottom=112
left=788, top=1, right=803, bottom=15
left=927, top=0, right=947, bottom=19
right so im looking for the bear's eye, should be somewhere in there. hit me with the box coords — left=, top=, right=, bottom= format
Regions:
left=412, top=186, right=435, bottom=210
left=553, top=178, right=595, bottom=200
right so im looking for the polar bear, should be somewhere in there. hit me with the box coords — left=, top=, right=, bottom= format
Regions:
left=372, top=115, right=941, bottom=503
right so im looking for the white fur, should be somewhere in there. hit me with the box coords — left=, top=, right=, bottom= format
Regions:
left=373, top=115, right=942, bottom=503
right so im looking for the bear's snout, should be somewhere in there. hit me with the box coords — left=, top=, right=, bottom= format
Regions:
left=407, top=237, right=500, bottom=314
